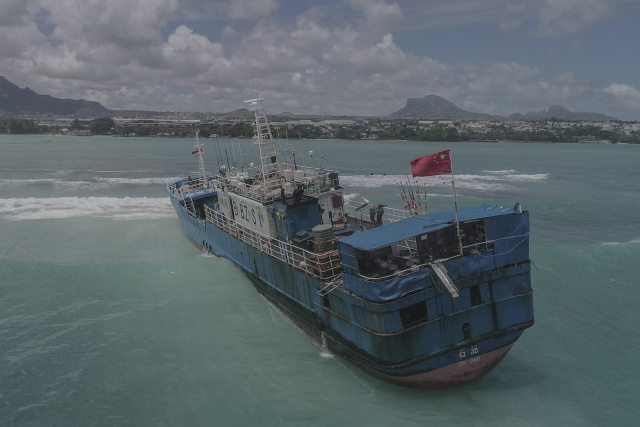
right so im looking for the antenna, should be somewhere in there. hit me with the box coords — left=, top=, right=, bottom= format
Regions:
left=194, top=131, right=206, bottom=185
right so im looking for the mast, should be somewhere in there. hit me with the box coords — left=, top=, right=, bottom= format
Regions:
left=244, top=90, right=284, bottom=194
left=193, top=130, right=206, bottom=186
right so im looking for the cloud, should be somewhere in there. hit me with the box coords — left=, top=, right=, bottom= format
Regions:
left=32, top=0, right=180, bottom=49
left=538, top=0, right=611, bottom=37
left=0, top=0, right=638, bottom=120
left=162, top=25, right=228, bottom=75
left=348, top=0, right=403, bottom=27
left=0, top=0, right=30, bottom=26
left=602, top=83, right=640, bottom=109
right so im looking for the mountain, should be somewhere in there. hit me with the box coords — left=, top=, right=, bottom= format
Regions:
left=0, top=76, right=112, bottom=117
left=1, top=75, right=620, bottom=121
left=508, top=105, right=618, bottom=121
left=389, top=95, right=502, bottom=120
left=390, top=95, right=619, bottom=122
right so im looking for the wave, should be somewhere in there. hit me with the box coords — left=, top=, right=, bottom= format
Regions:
left=0, top=197, right=174, bottom=221
left=340, top=170, right=548, bottom=191
left=0, top=177, right=181, bottom=191
left=342, top=193, right=373, bottom=208
left=1, top=169, right=546, bottom=193
left=95, top=176, right=179, bottom=185
left=480, top=169, right=517, bottom=175
left=601, top=238, right=640, bottom=246
left=477, top=171, right=549, bottom=181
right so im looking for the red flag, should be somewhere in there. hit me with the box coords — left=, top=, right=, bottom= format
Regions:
left=410, top=150, right=452, bottom=177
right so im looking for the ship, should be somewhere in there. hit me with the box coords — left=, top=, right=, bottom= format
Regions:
left=167, top=93, right=534, bottom=389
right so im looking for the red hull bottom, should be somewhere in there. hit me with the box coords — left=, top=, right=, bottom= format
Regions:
left=368, top=343, right=515, bottom=389
left=294, top=317, right=514, bottom=389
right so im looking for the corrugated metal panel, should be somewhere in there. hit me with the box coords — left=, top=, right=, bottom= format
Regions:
left=339, top=204, right=516, bottom=251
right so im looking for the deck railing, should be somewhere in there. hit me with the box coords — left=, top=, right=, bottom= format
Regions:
left=339, top=240, right=497, bottom=283
left=204, top=204, right=341, bottom=281
left=168, top=176, right=216, bottom=197
left=209, top=167, right=339, bottom=204
left=343, top=199, right=411, bottom=226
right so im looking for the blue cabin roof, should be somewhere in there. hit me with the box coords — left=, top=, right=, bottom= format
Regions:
left=339, top=204, right=517, bottom=251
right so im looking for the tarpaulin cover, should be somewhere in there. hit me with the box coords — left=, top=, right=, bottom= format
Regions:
left=342, top=253, right=497, bottom=302
left=342, top=267, right=435, bottom=301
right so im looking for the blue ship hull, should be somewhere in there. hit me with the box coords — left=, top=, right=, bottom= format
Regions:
left=168, top=185, right=534, bottom=388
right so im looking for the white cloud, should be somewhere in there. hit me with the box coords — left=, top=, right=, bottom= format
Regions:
left=348, top=0, right=403, bottom=26
left=162, top=25, right=228, bottom=75
left=0, top=0, right=638, bottom=120
left=323, top=32, right=409, bottom=74
left=291, top=15, right=332, bottom=45
left=602, top=83, right=640, bottom=109
left=223, top=26, right=238, bottom=38
left=0, top=25, right=44, bottom=59
left=38, top=0, right=180, bottom=48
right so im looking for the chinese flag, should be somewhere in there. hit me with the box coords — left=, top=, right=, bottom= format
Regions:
left=410, top=150, right=452, bottom=177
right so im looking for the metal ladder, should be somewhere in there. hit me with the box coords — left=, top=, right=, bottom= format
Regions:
left=182, top=192, right=195, bottom=215
left=317, top=275, right=343, bottom=297
left=431, top=261, right=459, bottom=298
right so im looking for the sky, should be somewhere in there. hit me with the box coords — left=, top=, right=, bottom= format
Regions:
left=1, top=0, right=640, bottom=120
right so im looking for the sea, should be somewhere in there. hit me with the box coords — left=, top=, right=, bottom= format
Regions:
left=1, top=134, right=639, bottom=426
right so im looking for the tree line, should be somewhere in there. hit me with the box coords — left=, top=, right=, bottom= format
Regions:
left=1, top=117, right=638, bottom=144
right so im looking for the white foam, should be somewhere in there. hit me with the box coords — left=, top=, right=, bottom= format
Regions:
left=0, top=197, right=174, bottom=221
left=601, top=238, right=640, bottom=246
left=481, top=169, right=518, bottom=175
left=0, top=177, right=182, bottom=191
left=93, top=177, right=181, bottom=186
left=343, top=193, right=368, bottom=203
left=340, top=174, right=453, bottom=188
left=478, top=171, right=549, bottom=181
left=340, top=171, right=548, bottom=192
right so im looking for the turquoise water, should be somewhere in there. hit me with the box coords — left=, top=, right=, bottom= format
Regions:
left=1, top=135, right=639, bottom=426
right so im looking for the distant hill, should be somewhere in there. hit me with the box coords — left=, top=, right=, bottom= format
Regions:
left=219, top=108, right=253, bottom=120
left=1, top=75, right=621, bottom=121
left=390, top=94, right=618, bottom=122
left=0, top=76, right=112, bottom=117
left=508, top=105, right=618, bottom=121
left=390, top=95, right=502, bottom=120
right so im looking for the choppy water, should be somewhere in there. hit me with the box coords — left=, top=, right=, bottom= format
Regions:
left=1, top=135, right=639, bottom=426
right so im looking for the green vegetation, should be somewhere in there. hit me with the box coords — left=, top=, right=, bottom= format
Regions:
left=0, top=119, right=49, bottom=134
left=1, top=117, right=639, bottom=144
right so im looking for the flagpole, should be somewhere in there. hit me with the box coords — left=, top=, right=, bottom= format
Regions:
left=449, top=155, right=464, bottom=257
left=409, top=149, right=463, bottom=255
left=196, top=131, right=206, bottom=187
